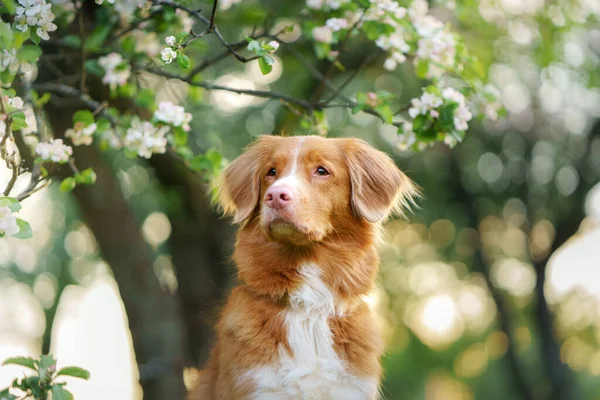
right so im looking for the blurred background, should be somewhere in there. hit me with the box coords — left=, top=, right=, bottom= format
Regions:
left=1, top=0, right=600, bottom=399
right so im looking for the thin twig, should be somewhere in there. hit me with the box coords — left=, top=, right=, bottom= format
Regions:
left=322, top=53, right=377, bottom=105
left=31, top=83, right=119, bottom=127
left=3, top=158, right=19, bottom=196
left=142, top=67, right=316, bottom=110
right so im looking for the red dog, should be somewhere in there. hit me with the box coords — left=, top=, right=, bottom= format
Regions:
left=188, top=135, right=417, bottom=400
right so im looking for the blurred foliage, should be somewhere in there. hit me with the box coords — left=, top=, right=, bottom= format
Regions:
left=0, top=0, right=600, bottom=399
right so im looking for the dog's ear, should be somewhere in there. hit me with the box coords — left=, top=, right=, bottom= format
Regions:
left=344, top=139, right=418, bottom=223
left=214, top=136, right=273, bottom=224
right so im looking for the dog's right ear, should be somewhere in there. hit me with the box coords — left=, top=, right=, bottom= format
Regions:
left=214, top=136, right=273, bottom=224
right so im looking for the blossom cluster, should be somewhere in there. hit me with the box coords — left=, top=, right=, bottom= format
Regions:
left=35, top=138, right=73, bottom=163
left=124, top=117, right=170, bottom=159
left=161, top=36, right=178, bottom=64
left=398, top=87, right=473, bottom=150
left=410, top=88, right=472, bottom=131
left=14, top=0, right=57, bottom=41
left=307, top=0, right=459, bottom=79
left=0, top=95, right=37, bottom=135
left=98, top=53, right=131, bottom=88
left=0, top=206, right=19, bottom=236
left=66, top=122, right=97, bottom=146
left=0, top=49, right=17, bottom=72
left=154, top=101, right=192, bottom=131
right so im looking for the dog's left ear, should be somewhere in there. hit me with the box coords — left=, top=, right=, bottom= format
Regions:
left=344, top=139, right=418, bottom=223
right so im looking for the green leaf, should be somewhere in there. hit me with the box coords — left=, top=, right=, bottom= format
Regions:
left=59, top=177, right=77, bottom=193
left=85, top=60, right=104, bottom=77
left=56, top=366, right=91, bottom=380
left=0, top=197, right=21, bottom=212
left=313, top=42, right=330, bottom=60
left=17, top=45, right=42, bottom=63
left=135, top=89, right=155, bottom=109
left=0, top=22, right=13, bottom=49
left=62, top=34, right=82, bottom=48
left=76, top=169, right=97, bottom=185
left=30, top=29, right=41, bottom=45
left=121, top=36, right=135, bottom=54
left=188, top=86, right=203, bottom=103
left=95, top=118, right=111, bottom=133
left=415, top=60, right=429, bottom=79
left=85, top=24, right=112, bottom=51
left=375, top=104, right=393, bottom=124
left=177, top=54, right=191, bottom=69
left=118, top=83, right=136, bottom=98
left=10, top=112, right=28, bottom=131
left=1, top=0, right=16, bottom=13
left=36, top=92, right=52, bottom=107
left=173, top=127, right=188, bottom=147
left=51, top=385, right=74, bottom=400
left=12, top=219, right=32, bottom=239
left=73, top=110, right=95, bottom=126
left=2, top=357, right=37, bottom=370
left=0, top=388, right=17, bottom=400
left=258, top=57, right=272, bottom=75
left=412, top=114, right=428, bottom=131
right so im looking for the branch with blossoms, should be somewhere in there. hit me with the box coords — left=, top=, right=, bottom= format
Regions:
left=0, top=0, right=505, bottom=242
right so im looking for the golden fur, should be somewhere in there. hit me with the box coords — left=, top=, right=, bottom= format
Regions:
left=188, top=135, right=417, bottom=400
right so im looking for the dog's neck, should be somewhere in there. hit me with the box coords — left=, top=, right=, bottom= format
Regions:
left=233, top=219, right=380, bottom=307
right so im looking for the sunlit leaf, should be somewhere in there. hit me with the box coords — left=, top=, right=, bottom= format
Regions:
left=56, top=366, right=91, bottom=380
left=2, top=357, right=36, bottom=370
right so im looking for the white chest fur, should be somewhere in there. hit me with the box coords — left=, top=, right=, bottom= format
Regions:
left=242, top=265, right=377, bottom=400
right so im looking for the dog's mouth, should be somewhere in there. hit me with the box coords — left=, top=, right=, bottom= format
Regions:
left=267, top=219, right=314, bottom=246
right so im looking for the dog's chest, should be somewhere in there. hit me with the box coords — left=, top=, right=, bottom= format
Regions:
left=243, top=265, right=377, bottom=400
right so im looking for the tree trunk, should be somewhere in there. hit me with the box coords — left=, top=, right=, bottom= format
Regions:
left=150, top=153, right=235, bottom=367
left=44, top=100, right=187, bottom=400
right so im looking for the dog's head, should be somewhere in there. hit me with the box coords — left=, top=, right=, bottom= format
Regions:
left=216, top=135, right=417, bottom=246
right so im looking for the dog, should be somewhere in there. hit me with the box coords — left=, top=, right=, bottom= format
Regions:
left=188, top=135, right=417, bottom=400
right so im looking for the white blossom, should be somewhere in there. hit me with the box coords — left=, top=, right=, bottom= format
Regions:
left=0, top=206, right=20, bottom=236
left=14, top=0, right=57, bottom=40
left=161, top=47, right=178, bottom=64
left=165, top=36, right=176, bottom=46
left=267, top=41, right=280, bottom=52
left=442, top=87, right=473, bottom=131
left=409, top=92, right=443, bottom=118
left=0, top=48, right=17, bottom=72
left=65, top=122, right=97, bottom=146
left=415, top=29, right=456, bottom=79
left=408, top=0, right=429, bottom=19
left=326, top=18, right=349, bottom=32
left=413, top=15, right=444, bottom=37
left=219, top=0, right=242, bottom=10
left=0, top=96, right=37, bottom=135
left=153, top=101, right=192, bottom=131
left=125, top=118, right=169, bottom=159
left=98, top=52, right=131, bottom=88
left=397, top=121, right=417, bottom=151
left=312, top=26, right=333, bottom=44
left=35, top=138, right=73, bottom=163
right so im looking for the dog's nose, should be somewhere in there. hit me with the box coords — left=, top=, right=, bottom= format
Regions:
left=265, top=185, right=293, bottom=209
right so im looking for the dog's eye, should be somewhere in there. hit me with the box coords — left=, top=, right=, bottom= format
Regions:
left=315, top=166, right=329, bottom=176
left=267, top=168, right=277, bottom=177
